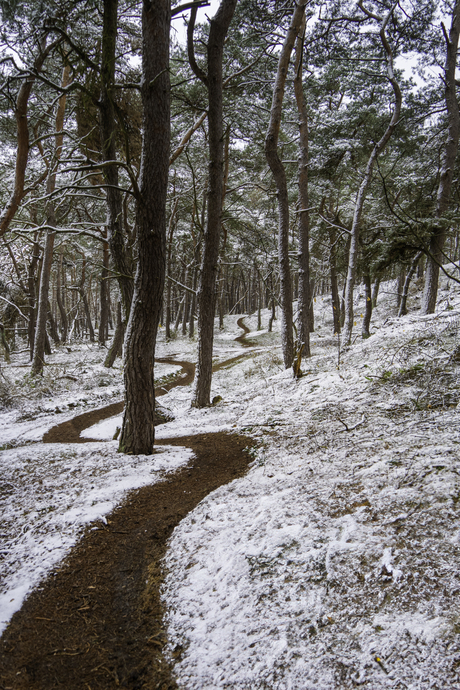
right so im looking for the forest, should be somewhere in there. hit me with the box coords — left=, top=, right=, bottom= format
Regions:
left=1, top=0, right=460, bottom=688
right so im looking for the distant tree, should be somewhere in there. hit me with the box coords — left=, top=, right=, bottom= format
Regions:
left=265, top=0, right=308, bottom=369
left=189, top=0, right=238, bottom=408
left=421, top=0, right=460, bottom=314
left=294, top=12, right=312, bottom=361
left=32, top=62, right=71, bottom=375
left=341, top=1, right=402, bottom=347
left=0, top=33, right=57, bottom=237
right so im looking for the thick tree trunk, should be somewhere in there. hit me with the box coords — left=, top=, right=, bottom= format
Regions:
left=294, top=14, right=311, bottom=359
left=32, top=64, right=70, bottom=375
left=342, top=4, right=401, bottom=346
left=189, top=0, right=238, bottom=408
left=119, top=0, right=170, bottom=454
left=422, top=1, right=460, bottom=313
left=265, top=1, right=307, bottom=368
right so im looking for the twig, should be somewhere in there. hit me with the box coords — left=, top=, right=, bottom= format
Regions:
left=337, top=413, right=365, bottom=432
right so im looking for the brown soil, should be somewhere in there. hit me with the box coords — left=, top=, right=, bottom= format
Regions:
left=0, top=344, right=255, bottom=689
left=235, top=317, right=251, bottom=346
left=0, top=432, right=252, bottom=690
left=43, top=359, right=196, bottom=444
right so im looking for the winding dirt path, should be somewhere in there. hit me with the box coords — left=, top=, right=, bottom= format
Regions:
left=0, top=330, right=255, bottom=689
left=235, top=316, right=251, bottom=346
left=43, top=358, right=196, bottom=444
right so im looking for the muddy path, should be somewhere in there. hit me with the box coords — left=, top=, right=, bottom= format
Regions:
left=43, top=358, right=196, bottom=444
left=0, top=432, right=252, bottom=690
left=235, top=316, right=251, bottom=346
left=0, top=328, right=256, bottom=689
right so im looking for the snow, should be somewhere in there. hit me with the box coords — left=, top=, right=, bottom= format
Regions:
left=0, top=358, right=192, bottom=635
left=2, top=276, right=460, bottom=687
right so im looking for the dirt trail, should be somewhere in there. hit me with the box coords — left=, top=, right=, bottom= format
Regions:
left=235, top=316, right=251, bottom=346
left=43, top=358, right=196, bottom=444
left=0, top=329, right=255, bottom=689
left=0, top=433, right=251, bottom=690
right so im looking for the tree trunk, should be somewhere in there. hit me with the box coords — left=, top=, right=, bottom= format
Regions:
left=422, top=1, right=460, bottom=313
left=165, top=200, right=178, bottom=340
left=396, top=267, right=405, bottom=313
left=98, top=235, right=110, bottom=345
left=294, top=13, right=311, bottom=359
left=32, top=63, right=70, bottom=375
left=174, top=295, right=185, bottom=333
left=27, top=232, right=40, bottom=359
left=56, top=252, right=68, bottom=343
left=100, top=0, right=134, bottom=319
left=189, top=244, right=200, bottom=338
left=119, top=0, right=170, bottom=454
left=399, top=251, right=423, bottom=317
left=329, top=228, right=341, bottom=334
left=189, top=0, right=238, bottom=408
left=371, top=274, right=381, bottom=308
left=341, top=5, right=402, bottom=346
left=0, top=38, right=54, bottom=238
left=47, top=302, right=61, bottom=345
left=361, top=269, right=372, bottom=338
left=104, top=301, right=123, bottom=368
left=265, top=1, right=307, bottom=368
left=257, top=270, right=262, bottom=330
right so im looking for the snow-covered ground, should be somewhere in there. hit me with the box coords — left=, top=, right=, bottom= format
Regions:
left=0, top=358, right=192, bottom=632
left=1, top=274, right=460, bottom=688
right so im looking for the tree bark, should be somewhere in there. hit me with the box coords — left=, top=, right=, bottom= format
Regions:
left=78, top=259, right=95, bottom=342
left=27, top=232, right=40, bottom=359
left=265, top=1, right=307, bottom=368
left=294, top=14, right=311, bottom=359
left=0, top=38, right=55, bottom=238
left=361, top=269, right=372, bottom=338
left=47, top=302, right=61, bottom=345
left=119, top=0, right=170, bottom=454
left=189, top=0, right=238, bottom=407
left=56, top=252, right=68, bottom=343
left=98, top=233, right=110, bottom=345
left=371, top=274, right=381, bottom=308
left=342, top=3, right=402, bottom=346
left=329, top=227, right=341, bottom=334
left=31, top=63, right=70, bottom=375
left=399, top=251, right=423, bottom=317
left=100, top=0, right=134, bottom=319
left=422, top=1, right=460, bottom=313
left=104, top=301, right=123, bottom=367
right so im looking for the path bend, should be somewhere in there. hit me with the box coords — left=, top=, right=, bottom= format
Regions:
left=0, top=324, right=256, bottom=689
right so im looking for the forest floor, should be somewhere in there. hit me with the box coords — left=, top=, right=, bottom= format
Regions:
left=1, top=276, right=460, bottom=688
